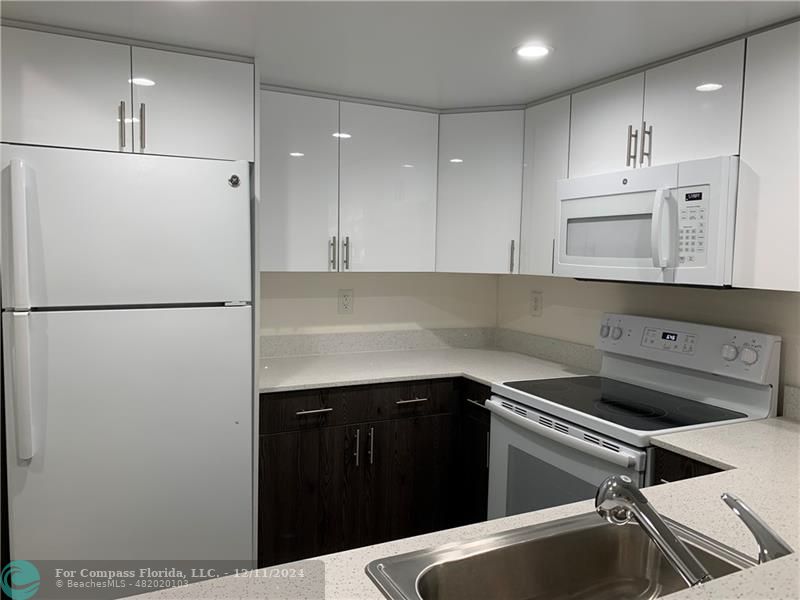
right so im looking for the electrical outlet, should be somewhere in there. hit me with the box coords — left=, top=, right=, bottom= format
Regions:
left=338, top=289, right=354, bottom=315
left=529, top=291, right=543, bottom=317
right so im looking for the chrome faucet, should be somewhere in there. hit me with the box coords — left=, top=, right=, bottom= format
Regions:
left=721, top=493, right=793, bottom=564
left=595, top=475, right=713, bottom=587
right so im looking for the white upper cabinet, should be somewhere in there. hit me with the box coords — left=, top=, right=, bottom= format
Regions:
left=436, top=110, right=524, bottom=274
left=642, top=41, right=744, bottom=166
left=568, top=74, right=644, bottom=177
left=520, top=97, right=571, bottom=276
left=734, top=23, right=800, bottom=292
left=1, top=27, right=132, bottom=152
left=131, top=47, right=254, bottom=161
left=339, top=102, right=438, bottom=272
left=259, top=91, right=340, bottom=271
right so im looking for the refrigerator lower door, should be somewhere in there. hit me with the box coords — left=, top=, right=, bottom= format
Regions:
left=0, top=144, right=251, bottom=309
left=3, top=306, right=253, bottom=561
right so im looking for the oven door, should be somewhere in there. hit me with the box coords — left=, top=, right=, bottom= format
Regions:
left=487, top=398, right=647, bottom=520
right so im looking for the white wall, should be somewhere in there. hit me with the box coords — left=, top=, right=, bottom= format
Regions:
left=260, top=272, right=498, bottom=335
left=498, top=275, right=800, bottom=387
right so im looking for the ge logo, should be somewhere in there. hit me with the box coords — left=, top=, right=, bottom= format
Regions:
left=1, top=561, right=40, bottom=600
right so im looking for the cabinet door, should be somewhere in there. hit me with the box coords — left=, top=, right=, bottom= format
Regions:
left=734, top=23, right=800, bottom=292
left=131, top=47, right=254, bottom=160
left=643, top=41, right=744, bottom=166
left=339, top=103, right=438, bottom=271
left=436, top=111, right=524, bottom=273
left=258, top=425, right=360, bottom=567
left=1, top=27, right=132, bottom=151
left=260, top=92, right=339, bottom=271
left=520, top=97, right=570, bottom=275
left=569, top=74, right=644, bottom=177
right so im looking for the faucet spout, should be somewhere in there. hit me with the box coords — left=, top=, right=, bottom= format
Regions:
left=721, top=493, right=793, bottom=564
left=595, top=475, right=713, bottom=587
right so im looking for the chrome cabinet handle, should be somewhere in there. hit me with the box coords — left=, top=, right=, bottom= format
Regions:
left=626, top=125, right=639, bottom=167
left=342, top=236, right=350, bottom=270
left=118, top=101, right=126, bottom=148
left=640, top=121, right=653, bottom=167
left=329, top=235, right=337, bottom=271
left=466, top=398, right=488, bottom=410
left=396, top=397, right=428, bottom=405
left=354, top=428, right=360, bottom=467
left=139, top=103, right=146, bottom=150
left=509, top=240, right=516, bottom=273
left=368, top=426, right=374, bottom=465
left=486, top=431, right=490, bottom=469
left=295, top=407, right=333, bottom=417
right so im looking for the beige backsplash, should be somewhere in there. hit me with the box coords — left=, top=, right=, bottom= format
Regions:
left=260, top=272, right=800, bottom=387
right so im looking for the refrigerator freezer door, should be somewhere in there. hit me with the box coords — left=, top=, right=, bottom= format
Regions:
left=3, top=306, right=253, bottom=561
left=0, top=145, right=251, bottom=308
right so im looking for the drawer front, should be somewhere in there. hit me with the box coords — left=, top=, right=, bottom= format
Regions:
left=458, top=378, right=492, bottom=425
left=261, top=379, right=458, bottom=434
left=325, top=379, right=456, bottom=423
left=260, top=389, right=345, bottom=434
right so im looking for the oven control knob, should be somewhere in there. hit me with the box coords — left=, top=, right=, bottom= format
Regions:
left=740, top=345, right=759, bottom=366
left=721, top=343, right=739, bottom=361
left=611, top=327, right=623, bottom=340
left=600, top=325, right=610, bottom=338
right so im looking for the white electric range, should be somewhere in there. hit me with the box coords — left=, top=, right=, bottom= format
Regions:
left=487, top=313, right=781, bottom=519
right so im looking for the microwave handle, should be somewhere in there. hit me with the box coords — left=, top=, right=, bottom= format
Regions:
left=651, top=187, right=675, bottom=268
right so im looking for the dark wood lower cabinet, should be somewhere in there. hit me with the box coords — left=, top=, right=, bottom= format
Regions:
left=650, top=446, right=723, bottom=485
left=258, top=377, right=487, bottom=567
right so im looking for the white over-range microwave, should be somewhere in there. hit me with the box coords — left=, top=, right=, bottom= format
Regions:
left=555, top=156, right=738, bottom=285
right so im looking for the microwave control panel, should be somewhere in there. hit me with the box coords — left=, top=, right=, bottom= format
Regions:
left=677, top=185, right=709, bottom=266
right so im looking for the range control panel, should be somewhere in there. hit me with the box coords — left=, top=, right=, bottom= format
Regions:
left=641, top=327, right=696, bottom=355
left=677, top=185, right=709, bottom=267
left=597, top=313, right=780, bottom=385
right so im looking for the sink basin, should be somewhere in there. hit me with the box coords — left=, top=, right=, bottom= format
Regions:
left=366, top=513, right=755, bottom=600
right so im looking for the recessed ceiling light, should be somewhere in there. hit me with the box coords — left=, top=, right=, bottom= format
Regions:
left=402, top=164, right=414, bottom=168
left=696, top=83, right=723, bottom=92
left=449, top=158, right=464, bottom=164
left=289, top=152, right=305, bottom=157
left=129, top=77, right=156, bottom=86
left=515, top=44, right=551, bottom=59
left=332, top=132, right=352, bottom=139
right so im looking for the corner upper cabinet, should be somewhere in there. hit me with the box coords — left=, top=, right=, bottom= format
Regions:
left=259, top=91, right=339, bottom=271
left=520, top=97, right=570, bottom=276
left=339, top=103, right=438, bottom=272
left=436, top=111, right=524, bottom=274
left=568, top=74, right=644, bottom=177
left=734, top=22, right=800, bottom=291
left=130, top=47, right=254, bottom=160
left=1, top=26, right=133, bottom=151
left=642, top=41, right=744, bottom=166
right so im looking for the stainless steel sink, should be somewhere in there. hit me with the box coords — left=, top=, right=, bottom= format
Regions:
left=366, top=513, right=756, bottom=600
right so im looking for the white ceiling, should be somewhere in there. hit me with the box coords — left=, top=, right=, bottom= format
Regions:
left=3, top=1, right=799, bottom=108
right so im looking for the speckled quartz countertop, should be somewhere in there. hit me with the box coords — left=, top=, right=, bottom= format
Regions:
left=144, top=349, right=799, bottom=600
left=258, top=348, right=591, bottom=392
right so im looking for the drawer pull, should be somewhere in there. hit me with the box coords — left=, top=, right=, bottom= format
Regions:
left=295, top=407, right=333, bottom=417
left=466, top=398, right=489, bottom=410
left=396, top=397, right=428, bottom=405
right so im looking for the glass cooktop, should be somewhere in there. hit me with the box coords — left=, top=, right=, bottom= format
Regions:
left=502, top=376, right=747, bottom=431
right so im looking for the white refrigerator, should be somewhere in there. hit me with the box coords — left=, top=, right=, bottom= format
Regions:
left=1, top=144, right=254, bottom=562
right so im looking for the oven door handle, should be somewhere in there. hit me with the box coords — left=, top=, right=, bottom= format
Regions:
left=487, top=400, right=635, bottom=468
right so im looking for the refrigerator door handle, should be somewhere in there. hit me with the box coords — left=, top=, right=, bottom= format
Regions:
left=7, top=312, right=36, bottom=460
left=8, top=160, right=32, bottom=309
